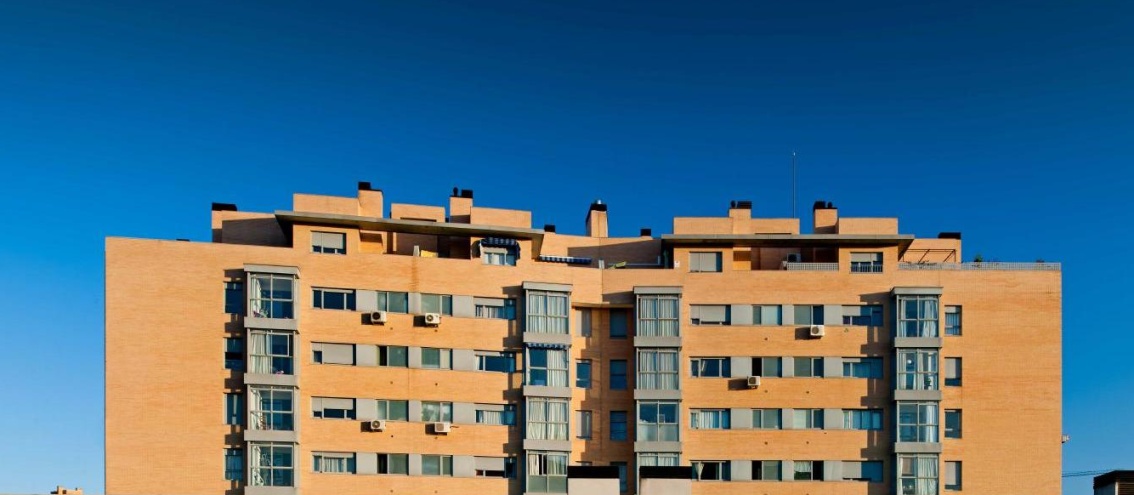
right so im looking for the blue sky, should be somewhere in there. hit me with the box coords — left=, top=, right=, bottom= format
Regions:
left=0, top=0, right=1130, bottom=493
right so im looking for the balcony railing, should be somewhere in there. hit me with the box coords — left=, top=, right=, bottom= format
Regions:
left=782, top=262, right=840, bottom=271
left=898, top=262, right=1061, bottom=271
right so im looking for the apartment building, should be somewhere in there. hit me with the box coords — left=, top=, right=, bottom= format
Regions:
left=105, top=183, right=1062, bottom=495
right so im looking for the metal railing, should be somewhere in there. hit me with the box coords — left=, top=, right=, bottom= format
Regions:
left=898, top=262, right=1061, bottom=271
left=782, top=262, right=840, bottom=271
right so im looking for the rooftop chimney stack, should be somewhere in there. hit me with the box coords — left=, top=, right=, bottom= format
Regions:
left=813, top=200, right=838, bottom=234
left=357, top=181, right=385, bottom=218
left=728, top=200, right=753, bottom=220
left=586, top=200, right=609, bottom=238
left=449, top=187, right=473, bottom=224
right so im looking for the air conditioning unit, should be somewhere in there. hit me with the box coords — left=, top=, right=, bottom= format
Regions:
left=367, top=311, right=388, bottom=325
left=785, top=253, right=802, bottom=263
left=809, top=324, right=826, bottom=338
left=368, top=419, right=386, bottom=432
left=424, top=313, right=442, bottom=326
left=747, top=376, right=761, bottom=389
left=431, top=421, right=451, bottom=434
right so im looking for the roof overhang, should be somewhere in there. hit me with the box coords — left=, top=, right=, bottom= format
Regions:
left=661, top=233, right=914, bottom=251
left=275, top=211, right=546, bottom=254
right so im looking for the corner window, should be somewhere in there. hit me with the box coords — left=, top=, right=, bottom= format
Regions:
left=689, top=252, right=723, bottom=273
left=691, top=357, right=730, bottom=378
left=898, top=295, right=939, bottom=337
left=850, top=252, right=882, bottom=273
left=793, top=460, right=823, bottom=481
left=526, top=398, right=569, bottom=441
left=250, top=331, right=294, bottom=374
left=692, top=461, right=730, bottom=481
left=794, top=305, right=824, bottom=325
left=527, top=348, right=568, bottom=387
left=248, top=273, right=295, bottom=319
left=898, top=349, right=939, bottom=390
left=690, top=305, right=730, bottom=325
left=421, top=293, right=453, bottom=315
left=249, top=442, right=293, bottom=486
left=224, top=282, right=244, bottom=314
left=248, top=386, right=294, bottom=431
left=945, top=306, right=962, bottom=336
left=526, top=290, right=570, bottom=334
left=313, top=288, right=355, bottom=310
left=311, top=231, right=346, bottom=254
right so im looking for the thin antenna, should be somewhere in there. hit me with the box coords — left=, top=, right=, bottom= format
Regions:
left=792, top=151, right=798, bottom=218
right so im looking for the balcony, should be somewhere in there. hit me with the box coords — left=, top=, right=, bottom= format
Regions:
left=781, top=262, right=839, bottom=271
left=898, top=262, right=1060, bottom=271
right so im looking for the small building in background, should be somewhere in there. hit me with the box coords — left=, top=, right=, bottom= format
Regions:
left=1095, top=471, right=1134, bottom=495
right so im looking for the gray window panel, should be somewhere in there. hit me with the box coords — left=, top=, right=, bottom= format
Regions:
left=945, top=410, right=962, bottom=439
left=754, top=305, right=782, bottom=325
left=609, top=309, right=628, bottom=338
left=377, top=291, right=410, bottom=313
left=793, top=305, right=824, bottom=325
left=314, top=343, right=355, bottom=365
left=475, top=456, right=506, bottom=471
left=689, top=252, right=723, bottom=272
left=754, top=460, right=782, bottom=481
left=421, top=294, right=454, bottom=315
left=752, top=409, right=782, bottom=429
left=945, top=461, right=961, bottom=490
left=376, top=400, right=409, bottom=421
left=691, top=305, right=729, bottom=325
left=754, top=357, right=782, bottom=377
left=379, top=346, right=409, bottom=367
left=945, top=358, right=962, bottom=386
left=312, top=231, right=346, bottom=253
left=793, top=357, right=823, bottom=377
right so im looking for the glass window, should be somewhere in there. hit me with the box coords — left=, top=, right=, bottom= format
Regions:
left=690, top=409, right=730, bottom=430
left=637, top=295, right=680, bottom=337
left=614, top=462, right=628, bottom=492
left=753, top=305, right=782, bottom=325
left=248, top=273, right=295, bottom=319
left=753, top=357, right=782, bottom=377
left=577, top=410, right=593, bottom=439
left=475, top=457, right=516, bottom=478
left=637, top=453, right=679, bottom=467
left=899, top=455, right=939, bottom=495
left=576, top=309, right=592, bottom=337
left=421, top=455, right=453, bottom=476
left=576, top=360, right=592, bottom=388
left=313, top=288, right=355, bottom=310
left=376, top=291, right=410, bottom=313
left=898, top=295, right=939, bottom=337
left=526, top=452, right=568, bottom=493
left=311, top=231, right=346, bottom=254
left=225, top=393, right=243, bottom=426
left=862, top=461, right=884, bottom=482
left=637, top=401, right=679, bottom=441
left=689, top=252, right=723, bottom=273
left=610, top=309, right=628, bottom=338
left=482, top=246, right=517, bottom=266
left=610, top=360, right=628, bottom=390
left=753, top=409, right=782, bottom=429
left=377, top=454, right=409, bottom=475
left=225, top=337, right=243, bottom=370
left=249, top=442, right=293, bottom=487
left=313, top=452, right=355, bottom=474
left=225, top=448, right=243, bottom=481
left=421, top=348, right=452, bottom=369
left=794, top=461, right=823, bottom=481
left=842, top=305, right=883, bottom=326
left=475, top=404, right=516, bottom=426
left=843, top=409, right=883, bottom=430
left=477, top=351, right=516, bottom=373
left=224, top=282, right=244, bottom=314
left=945, top=410, right=962, bottom=439
left=526, top=290, right=570, bottom=334
left=849, top=252, right=883, bottom=273
left=754, top=460, right=782, bottom=481
left=793, top=305, right=824, bottom=325
left=690, top=305, right=730, bottom=325
left=638, top=349, right=680, bottom=390
left=526, top=398, right=569, bottom=441
left=250, top=331, right=293, bottom=375
left=248, top=386, right=293, bottom=431
left=793, top=357, right=823, bottom=377
left=691, top=357, right=731, bottom=378
left=312, top=397, right=355, bottom=419
left=475, top=298, right=516, bottom=319
left=610, top=411, right=628, bottom=441
left=945, top=461, right=961, bottom=491
left=421, top=293, right=453, bottom=315
left=898, top=349, right=939, bottom=390
left=792, top=409, right=823, bottom=429
left=376, top=400, right=409, bottom=421
left=843, top=357, right=883, bottom=378
left=898, top=402, right=939, bottom=442
left=378, top=346, right=409, bottom=367
left=692, top=461, right=730, bottom=481
left=945, top=358, right=962, bottom=386
left=945, top=306, right=962, bottom=336
left=421, top=401, right=453, bottom=422
left=527, top=348, right=569, bottom=387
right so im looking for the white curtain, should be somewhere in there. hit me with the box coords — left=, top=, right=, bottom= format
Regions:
left=639, top=353, right=658, bottom=389
left=924, top=405, right=939, bottom=442
left=548, top=294, right=568, bottom=333
left=658, top=298, right=679, bottom=336
left=549, top=401, right=568, bottom=440
left=917, top=457, right=939, bottom=495
left=249, top=333, right=270, bottom=374
left=527, top=400, right=547, bottom=440
left=922, top=299, right=939, bottom=336
left=249, top=275, right=268, bottom=317
left=479, top=409, right=503, bottom=425
left=547, top=350, right=568, bottom=387
left=659, top=352, right=678, bottom=389
left=527, top=293, right=547, bottom=332
left=639, top=297, right=658, bottom=336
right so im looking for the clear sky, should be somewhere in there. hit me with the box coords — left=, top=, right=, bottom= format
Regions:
left=0, top=1, right=1130, bottom=493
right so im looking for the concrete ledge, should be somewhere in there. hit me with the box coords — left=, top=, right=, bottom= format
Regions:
left=634, top=441, right=682, bottom=452
left=523, top=385, right=573, bottom=398
left=634, top=389, right=683, bottom=401
left=523, top=281, right=573, bottom=293
left=894, top=389, right=943, bottom=401
left=894, top=442, right=943, bottom=454
left=523, top=332, right=573, bottom=347
left=245, top=373, right=299, bottom=387
left=634, top=336, right=682, bottom=348
left=245, top=264, right=300, bottom=276
left=244, top=429, right=298, bottom=443
left=523, top=439, right=572, bottom=451
left=245, top=317, right=299, bottom=332
left=893, top=337, right=942, bottom=348
left=634, top=286, right=683, bottom=295
left=246, top=486, right=299, bottom=495
left=891, top=286, right=943, bottom=296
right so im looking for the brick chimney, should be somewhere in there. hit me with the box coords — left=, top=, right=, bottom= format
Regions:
left=813, top=200, right=838, bottom=234
left=586, top=200, right=608, bottom=238
left=449, top=187, right=473, bottom=224
left=357, top=182, right=384, bottom=218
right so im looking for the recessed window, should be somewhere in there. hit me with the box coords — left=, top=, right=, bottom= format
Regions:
left=753, top=357, right=783, bottom=377
left=945, top=461, right=962, bottom=491
left=312, top=398, right=355, bottom=420
left=610, top=309, right=629, bottom=338
left=691, top=305, right=730, bottom=325
left=850, top=252, right=882, bottom=273
left=420, top=347, right=452, bottom=369
left=898, top=402, right=939, bottom=442
left=792, top=409, right=823, bottom=429
left=376, top=400, right=408, bottom=421
left=421, top=293, right=453, bottom=315
left=842, top=305, right=882, bottom=326
left=610, top=360, right=628, bottom=390
left=754, top=460, right=782, bottom=481
left=576, top=360, right=592, bottom=388
left=312, top=288, right=355, bottom=310
left=794, top=305, right=825, bottom=325
left=248, top=273, right=295, bottom=319
left=475, top=404, right=516, bottom=426
left=793, top=357, right=824, bottom=377
left=753, top=305, right=783, bottom=325
left=313, top=452, right=355, bottom=474
left=610, top=411, right=628, bottom=441
left=898, top=349, right=939, bottom=390
left=843, top=409, right=883, bottom=430
left=843, top=357, right=883, bottom=378
left=377, top=453, right=409, bottom=475
left=753, top=409, right=782, bottom=429
left=225, top=393, right=243, bottom=426
left=945, top=410, right=962, bottom=439
left=378, top=345, right=408, bottom=367
left=248, top=442, right=293, bottom=487
left=689, top=252, right=723, bottom=272
left=945, top=358, right=962, bottom=386
left=692, top=461, right=730, bottom=481
left=477, top=351, right=516, bottom=373
left=224, top=448, right=243, bottom=481
left=482, top=246, right=517, bottom=266
left=224, top=282, right=244, bottom=314
left=577, top=410, right=593, bottom=439
left=793, top=461, right=823, bottom=481
left=224, top=338, right=243, bottom=370
left=421, top=455, right=453, bottom=476
left=375, top=291, right=410, bottom=313
left=311, top=231, right=346, bottom=254
left=945, top=306, right=962, bottom=336
left=613, top=462, right=628, bottom=493
left=421, top=401, right=453, bottom=422
left=638, top=349, right=680, bottom=390
left=475, top=298, right=516, bottom=320
left=690, top=409, right=730, bottom=430
left=691, top=357, right=731, bottom=378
